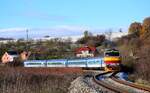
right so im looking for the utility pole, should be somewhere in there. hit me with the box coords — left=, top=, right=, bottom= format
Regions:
left=26, top=29, right=29, bottom=51
left=26, top=29, right=29, bottom=42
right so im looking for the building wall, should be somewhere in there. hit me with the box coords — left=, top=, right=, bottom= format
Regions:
left=76, top=50, right=94, bottom=57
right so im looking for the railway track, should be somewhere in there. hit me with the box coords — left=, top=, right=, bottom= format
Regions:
left=93, top=71, right=129, bottom=93
left=93, top=71, right=150, bottom=93
left=111, top=76, right=150, bottom=93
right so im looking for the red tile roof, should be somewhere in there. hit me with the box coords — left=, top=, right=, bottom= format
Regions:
left=76, top=46, right=96, bottom=54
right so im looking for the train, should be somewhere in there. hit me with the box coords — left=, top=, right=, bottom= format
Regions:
left=103, top=49, right=121, bottom=71
left=24, top=49, right=121, bottom=71
left=24, top=57, right=105, bottom=69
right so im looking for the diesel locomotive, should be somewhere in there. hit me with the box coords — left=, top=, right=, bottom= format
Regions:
left=104, top=49, right=121, bottom=71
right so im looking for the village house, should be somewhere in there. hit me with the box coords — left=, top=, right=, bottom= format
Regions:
left=76, top=46, right=96, bottom=58
left=1, top=51, right=19, bottom=63
left=1, top=51, right=31, bottom=64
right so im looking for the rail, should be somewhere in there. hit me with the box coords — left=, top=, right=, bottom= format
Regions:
left=111, top=76, right=150, bottom=92
left=93, top=71, right=129, bottom=93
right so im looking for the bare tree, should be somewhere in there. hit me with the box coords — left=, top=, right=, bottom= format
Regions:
left=105, top=29, right=112, bottom=41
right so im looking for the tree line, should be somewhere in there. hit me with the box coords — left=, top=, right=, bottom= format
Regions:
left=117, top=17, right=150, bottom=83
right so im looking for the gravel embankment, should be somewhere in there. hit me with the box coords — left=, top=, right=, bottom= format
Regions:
left=68, top=76, right=99, bottom=93
left=68, top=71, right=115, bottom=93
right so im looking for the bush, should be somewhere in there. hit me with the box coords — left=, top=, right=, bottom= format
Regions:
left=121, top=56, right=135, bottom=72
left=0, top=67, right=82, bottom=93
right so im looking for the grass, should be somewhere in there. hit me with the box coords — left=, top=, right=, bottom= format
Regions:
left=0, top=67, right=83, bottom=93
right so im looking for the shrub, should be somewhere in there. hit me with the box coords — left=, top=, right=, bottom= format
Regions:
left=0, top=67, right=82, bottom=93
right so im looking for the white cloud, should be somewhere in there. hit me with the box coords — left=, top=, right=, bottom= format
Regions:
left=0, top=26, right=88, bottom=39
left=0, top=28, right=27, bottom=33
left=0, top=25, right=128, bottom=39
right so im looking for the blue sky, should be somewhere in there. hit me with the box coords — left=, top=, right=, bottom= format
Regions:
left=0, top=0, right=150, bottom=38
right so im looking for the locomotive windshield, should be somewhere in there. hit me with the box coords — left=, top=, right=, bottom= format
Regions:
left=105, top=51, right=119, bottom=56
